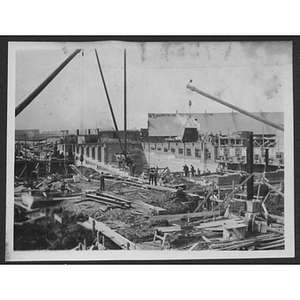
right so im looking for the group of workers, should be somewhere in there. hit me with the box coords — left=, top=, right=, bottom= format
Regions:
left=183, top=164, right=196, bottom=177
left=148, top=166, right=159, bottom=185
left=183, top=165, right=214, bottom=177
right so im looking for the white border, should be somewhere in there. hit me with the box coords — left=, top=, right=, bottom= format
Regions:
left=6, top=40, right=295, bottom=262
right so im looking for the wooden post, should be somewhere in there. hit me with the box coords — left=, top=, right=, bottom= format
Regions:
left=247, top=132, right=254, bottom=200
left=257, top=183, right=261, bottom=200
left=92, top=220, right=96, bottom=235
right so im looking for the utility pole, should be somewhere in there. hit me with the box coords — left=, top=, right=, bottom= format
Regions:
left=61, top=130, right=69, bottom=177
left=247, top=132, right=254, bottom=200
left=124, top=49, right=127, bottom=157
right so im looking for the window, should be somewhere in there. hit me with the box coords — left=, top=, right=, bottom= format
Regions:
left=276, top=152, right=283, bottom=159
left=205, top=148, right=211, bottom=160
left=171, top=148, right=175, bottom=153
left=186, top=148, right=192, bottom=156
left=157, top=147, right=162, bottom=151
left=195, top=148, right=201, bottom=158
left=151, top=146, right=155, bottom=150
left=164, top=148, right=168, bottom=152
left=178, top=148, right=183, bottom=154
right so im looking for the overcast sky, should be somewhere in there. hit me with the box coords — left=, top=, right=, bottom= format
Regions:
left=12, top=40, right=292, bottom=133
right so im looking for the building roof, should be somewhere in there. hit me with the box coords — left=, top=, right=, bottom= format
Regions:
left=15, top=129, right=61, bottom=141
left=148, top=112, right=284, bottom=137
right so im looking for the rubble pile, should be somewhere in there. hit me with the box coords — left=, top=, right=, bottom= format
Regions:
left=13, top=165, right=285, bottom=251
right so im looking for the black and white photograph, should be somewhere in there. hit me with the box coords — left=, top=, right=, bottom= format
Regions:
left=5, top=39, right=294, bottom=261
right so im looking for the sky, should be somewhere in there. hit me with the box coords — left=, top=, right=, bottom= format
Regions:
left=12, top=40, right=292, bottom=133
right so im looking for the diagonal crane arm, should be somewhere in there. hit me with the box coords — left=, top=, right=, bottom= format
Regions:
left=94, top=49, right=124, bottom=154
left=15, top=49, right=81, bottom=116
left=187, top=82, right=284, bottom=132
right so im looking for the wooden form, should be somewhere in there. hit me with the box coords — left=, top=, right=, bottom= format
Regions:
left=78, top=217, right=137, bottom=250
left=150, top=210, right=220, bottom=222
left=215, top=173, right=254, bottom=210
left=69, top=164, right=89, bottom=181
left=193, top=190, right=213, bottom=213
left=134, top=201, right=167, bottom=215
left=153, top=226, right=182, bottom=247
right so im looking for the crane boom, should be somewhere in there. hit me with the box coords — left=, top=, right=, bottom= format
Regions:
left=187, top=83, right=284, bottom=132
left=15, top=49, right=81, bottom=116
left=94, top=49, right=124, bottom=153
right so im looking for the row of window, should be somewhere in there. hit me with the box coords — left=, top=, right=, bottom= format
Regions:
left=149, top=145, right=213, bottom=160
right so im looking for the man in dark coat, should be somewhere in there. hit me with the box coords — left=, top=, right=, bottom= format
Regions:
left=100, top=172, right=105, bottom=191
left=149, top=168, right=154, bottom=185
left=184, top=165, right=189, bottom=177
left=191, top=165, right=195, bottom=177
left=131, top=164, right=136, bottom=177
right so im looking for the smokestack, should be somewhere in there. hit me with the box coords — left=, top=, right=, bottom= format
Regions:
left=76, top=129, right=79, bottom=136
left=247, top=132, right=254, bottom=200
left=88, top=129, right=91, bottom=135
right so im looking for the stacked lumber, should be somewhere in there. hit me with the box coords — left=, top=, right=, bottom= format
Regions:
left=208, top=233, right=284, bottom=250
left=85, top=193, right=131, bottom=209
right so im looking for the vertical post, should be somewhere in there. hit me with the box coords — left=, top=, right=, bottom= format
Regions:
left=247, top=132, right=254, bottom=200
left=124, top=49, right=127, bottom=156
left=265, top=148, right=269, bottom=172
left=94, top=49, right=123, bottom=153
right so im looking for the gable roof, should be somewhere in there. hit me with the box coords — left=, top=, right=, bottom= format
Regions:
left=148, top=112, right=284, bottom=137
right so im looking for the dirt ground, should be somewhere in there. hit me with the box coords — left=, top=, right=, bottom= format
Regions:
left=14, top=166, right=204, bottom=250
left=13, top=166, right=284, bottom=251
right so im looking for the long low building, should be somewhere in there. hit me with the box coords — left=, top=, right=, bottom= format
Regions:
left=142, top=111, right=284, bottom=173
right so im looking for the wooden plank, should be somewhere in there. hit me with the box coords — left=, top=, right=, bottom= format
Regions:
left=97, top=192, right=132, bottom=206
left=194, top=190, right=213, bottom=213
left=201, top=236, right=212, bottom=243
left=268, top=214, right=284, bottom=225
left=155, top=226, right=182, bottom=233
left=150, top=210, right=220, bottom=222
left=86, top=193, right=129, bottom=208
left=266, top=227, right=284, bottom=234
left=194, top=218, right=245, bottom=230
left=78, top=218, right=137, bottom=250
left=137, top=201, right=167, bottom=214
left=54, top=214, right=63, bottom=225
left=188, top=242, right=201, bottom=251
left=146, top=184, right=177, bottom=193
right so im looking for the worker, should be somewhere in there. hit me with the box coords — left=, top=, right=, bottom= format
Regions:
left=149, top=167, right=154, bottom=185
left=131, top=163, right=136, bottom=177
left=154, top=166, right=158, bottom=186
left=185, top=165, right=189, bottom=177
left=190, top=165, right=195, bottom=177
left=100, top=172, right=105, bottom=191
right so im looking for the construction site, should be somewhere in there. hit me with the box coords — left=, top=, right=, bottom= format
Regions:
left=12, top=45, right=286, bottom=254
